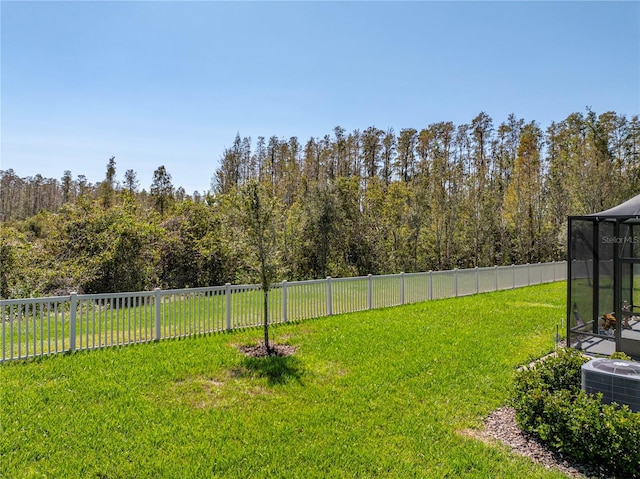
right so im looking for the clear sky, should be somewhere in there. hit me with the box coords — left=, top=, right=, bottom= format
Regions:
left=1, top=1, right=639, bottom=195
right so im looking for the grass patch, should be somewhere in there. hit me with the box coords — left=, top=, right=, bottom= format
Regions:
left=1, top=283, right=570, bottom=478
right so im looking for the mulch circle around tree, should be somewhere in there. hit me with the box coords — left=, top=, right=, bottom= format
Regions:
left=238, top=342, right=297, bottom=357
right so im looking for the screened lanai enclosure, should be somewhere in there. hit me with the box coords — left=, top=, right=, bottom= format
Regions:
left=568, top=193, right=640, bottom=358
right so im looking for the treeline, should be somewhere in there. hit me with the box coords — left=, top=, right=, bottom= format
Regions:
left=0, top=158, right=200, bottom=221
left=1, top=109, right=638, bottom=299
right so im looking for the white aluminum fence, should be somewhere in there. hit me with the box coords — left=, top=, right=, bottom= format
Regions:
left=0, top=261, right=566, bottom=362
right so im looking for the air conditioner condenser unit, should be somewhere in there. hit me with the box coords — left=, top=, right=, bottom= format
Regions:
left=582, top=358, right=640, bottom=412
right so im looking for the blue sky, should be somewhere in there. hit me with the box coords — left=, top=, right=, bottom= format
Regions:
left=2, top=1, right=639, bottom=195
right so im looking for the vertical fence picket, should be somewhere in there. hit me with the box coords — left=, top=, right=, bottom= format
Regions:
left=38, top=304, right=43, bottom=357
left=109, top=299, right=114, bottom=347
left=47, top=304, right=51, bottom=355
left=69, top=293, right=77, bottom=353
left=154, top=288, right=161, bottom=341
left=225, top=283, right=231, bottom=330
left=282, top=281, right=288, bottom=323
left=454, top=269, right=458, bottom=297
left=11, top=304, right=16, bottom=359
left=2, top=303, right=5, bottom=361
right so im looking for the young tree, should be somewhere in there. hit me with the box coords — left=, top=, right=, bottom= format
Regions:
left=237, top=180, right=281, bottom=354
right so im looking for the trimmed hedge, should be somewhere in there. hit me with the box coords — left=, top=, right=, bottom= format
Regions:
left=511, top=348, right=640, bottom=478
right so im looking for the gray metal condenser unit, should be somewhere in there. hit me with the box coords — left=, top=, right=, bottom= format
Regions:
left=581, top=358, right=640, bottom=412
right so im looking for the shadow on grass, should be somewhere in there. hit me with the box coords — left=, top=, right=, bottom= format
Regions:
left=240, top=354, right=305, bottom=386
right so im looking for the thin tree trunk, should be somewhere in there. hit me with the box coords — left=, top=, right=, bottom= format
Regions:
left=263, top=289, right=271, bottom=353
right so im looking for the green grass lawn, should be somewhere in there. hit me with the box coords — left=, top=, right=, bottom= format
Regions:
left=1, top=283, right=570, bottom=479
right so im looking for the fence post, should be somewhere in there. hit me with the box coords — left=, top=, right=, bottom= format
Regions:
left=552, top=260, right=556, bottom=282
left=69, top=292, right=77, bottom=353
left=400, top=272, right=405, bottom=305
left=282, top=280, right=288, bottom=322
left=512, top=264, right=516, bottom=289
left=527, top=263, right=531, bottom=286
left=428, top=271, right=433, bottom=300
left=494, top=265, right=498, bottom=291
left=454, top=269, right=458, bottom=297
left=225, top=283, right=231, bottom=330
left=367, top=274, right=373, bottom=309
left=154, top=288, right=161, bottom=341
left=475, top=267, right=479, bottom=294
left=326, top=277, right=333, bottom=316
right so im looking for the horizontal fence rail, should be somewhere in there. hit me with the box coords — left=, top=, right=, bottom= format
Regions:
left=1, top=261, right=567, bottom=362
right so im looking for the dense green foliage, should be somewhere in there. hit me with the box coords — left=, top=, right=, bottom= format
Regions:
left=1, top=283, right=569, bottom=478
left=1, top=109, right=639, bottom=298
left=512, top=349, right=640, bottom=478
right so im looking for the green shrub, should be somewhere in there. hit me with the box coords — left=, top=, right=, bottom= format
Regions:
left=511, top=348, right=588, bottom=431
left=610, top=351, right=632, bottom=360
left=511, top=348, right=640, bottom=478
